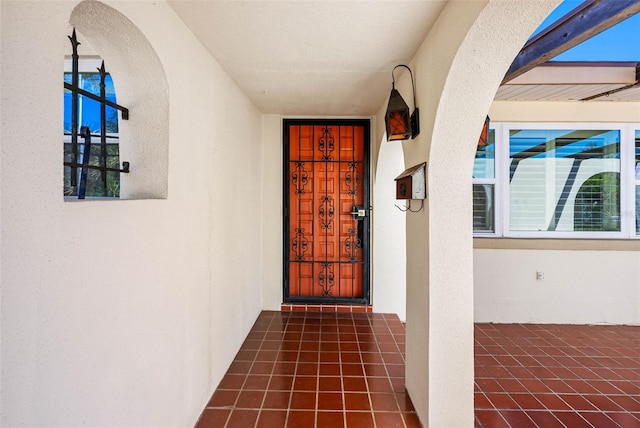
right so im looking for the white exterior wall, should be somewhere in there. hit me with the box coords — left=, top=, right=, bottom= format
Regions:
left=261, top=114, right=284, bottom=311
left=372, top=138, right=407, bottom=320
left=1, top=1, right=263, bottom=426
left=475, top=100, right=640, bottom=325
left=475, top=249, right=640, bottom=324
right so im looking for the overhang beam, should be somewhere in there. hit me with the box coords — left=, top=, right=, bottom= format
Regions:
left=502, top=0, right=640, bottom=84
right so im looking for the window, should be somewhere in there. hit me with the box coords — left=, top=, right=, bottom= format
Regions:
left=64, top=66, right=121, bottom=197
left=473, top=129, right=495, bottom=233
left=64, top=29, right=129, bottom=200
left=473, top=123, right=639, bottom=239
left=636, top=130, right=640, bottom=234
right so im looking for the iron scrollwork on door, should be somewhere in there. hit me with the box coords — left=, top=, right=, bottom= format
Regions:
left=319, top=262, right=335, bottom=296
left=319, top=195, right=335, bottom=230
left=345, top=161, right=361, bottom=195
left=319, top=126, right=335, bottom=160
left=291, top=161, right=309, bottom=194
left=292, top=228, right=309, bottom=261
left=344, top=227, right=362, bottom=261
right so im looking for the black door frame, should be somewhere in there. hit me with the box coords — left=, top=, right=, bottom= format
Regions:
left=282, top=118, right=371, bottom=305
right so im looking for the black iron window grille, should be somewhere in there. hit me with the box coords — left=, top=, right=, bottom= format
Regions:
left=64, top=29, right=130, bottom=199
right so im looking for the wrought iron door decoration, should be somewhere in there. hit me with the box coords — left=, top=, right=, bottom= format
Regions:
left=64, top=29, right=130, bottom=199
left=285, top=121, right=370, bottom=304
left=319, top=262, right=335, bottom=296
left=345, top=161, right=360, bottom=195
left=292, top=228, right=309, bottom=261
left=344, top=227, right=362, bottom=261
left=319, top=126, right=335, bottom=160
left=319, top=195, right=335, bottom=230
left=291, top=161, right=309, bottom=194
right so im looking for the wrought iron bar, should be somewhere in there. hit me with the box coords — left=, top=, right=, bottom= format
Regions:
left=63, top=82, right=129, bottom=119
left=78, top=126, right=92, bottom=199
left=63, top=162, right=130, bottom=174
left=69, top=29, right=79, bottom=187
left=64, top=132, right=118, bottom=139
left=99, top=61, right=107, bottom=191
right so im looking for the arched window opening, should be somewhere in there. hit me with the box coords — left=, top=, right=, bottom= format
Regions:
left=574, top=172, right=620, bottom=232
left=64, top=29, right=130, bottom=199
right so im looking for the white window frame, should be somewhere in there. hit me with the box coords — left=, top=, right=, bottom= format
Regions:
left=472, top=125, right=502, bottom=237
left=474, top=122, right=639, bottom=240
left=634, top=128, right=640, bottom=236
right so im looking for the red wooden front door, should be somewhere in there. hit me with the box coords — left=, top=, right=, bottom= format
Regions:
left=284, top=120, right=370, bottom=304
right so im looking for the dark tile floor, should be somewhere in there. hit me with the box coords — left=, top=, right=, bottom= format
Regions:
left=196, top=311, right=418, bottom=428
left=195, top=311, right=640, bottom=428
left=475, top=323, right=640, bottom=428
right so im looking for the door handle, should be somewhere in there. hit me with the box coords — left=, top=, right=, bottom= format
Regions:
left=351, top=206, right=367, bottom=220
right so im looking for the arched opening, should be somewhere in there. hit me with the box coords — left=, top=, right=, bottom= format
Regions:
left=372, top=137, right=406, bottom=320
left=70, top=0, right=169, bottom=199
left=390, top=2, right=562, bottom=425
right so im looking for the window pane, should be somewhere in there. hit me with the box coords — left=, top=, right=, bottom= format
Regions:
left=509, top=129, right=620, bottom=232
left=63, top=70, right=120, bottom=198
left=473, top=129, right=495, bottom=179
left=63, top=141, right=120, bottom=197
left=636, top=130, right=640, bottom=234
left=80, top=73, right=119, bottom=133
left=64, top=72, right=119, bottom=134
left=473, top=184, right=494, bottom=232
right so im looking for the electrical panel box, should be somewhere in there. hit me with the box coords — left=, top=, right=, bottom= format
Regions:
left=395, top=162, right=426, bottom=200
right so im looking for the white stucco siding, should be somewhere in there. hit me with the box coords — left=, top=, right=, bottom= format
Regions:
left=372, top=137, right=407, bottom=321
left=1, top=1, right=263, bottom=426
left=475, top=249, right=640, bottom=324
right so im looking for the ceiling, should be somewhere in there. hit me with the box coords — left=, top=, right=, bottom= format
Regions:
left=168, top=1, right=447, bottom=116
left=167, top=1, right=640, bottom=117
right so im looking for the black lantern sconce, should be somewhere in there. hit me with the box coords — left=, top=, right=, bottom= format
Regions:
left=385, top=64, right=420, bottom=141
left=478, top=115, right=490, bottom=149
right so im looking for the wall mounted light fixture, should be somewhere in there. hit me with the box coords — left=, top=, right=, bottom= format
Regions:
left=477, top=115, right=490, bottom=149
left=385, top=64, right=419, bottom=141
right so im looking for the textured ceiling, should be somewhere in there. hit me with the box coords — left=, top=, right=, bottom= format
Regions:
left=168, top=0, right=447, bottom=116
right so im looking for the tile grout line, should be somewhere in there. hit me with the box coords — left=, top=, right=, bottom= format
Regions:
left=252, top=313, right=277, bottom=428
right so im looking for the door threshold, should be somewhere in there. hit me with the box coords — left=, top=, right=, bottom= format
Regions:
left=281, top=303, right=373, bottom=313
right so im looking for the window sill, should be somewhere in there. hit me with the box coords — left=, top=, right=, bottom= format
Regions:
left=473, top=236, right=640, bottom=251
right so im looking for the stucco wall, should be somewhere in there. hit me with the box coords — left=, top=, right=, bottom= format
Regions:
left=261, top=114, right=284, bottom=311
left=372, top=137, right=407, bottom=320
left=475, top=249, right=640, bottom=324
left=0, top=1, right=263, bottom=426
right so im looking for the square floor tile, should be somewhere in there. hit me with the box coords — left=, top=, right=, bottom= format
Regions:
left=207, top=390, right=238, bottom=408
left=262, top=391, right=290, bottom=410
left=317, top=411, right=344, bottom=428
left=344, top=411, right=374, bottom=428
left=370, top=393, right=400, bottom=412
left=317, top=392, right=344, bottom=411
left=289, top=391, right=316, bottom=410
left=374, top=411, right=405, bottom=428
left=195, top=409, right=230, bottom=427
left=287, top=410, right=315, bottom=428
left=255, top=410, right=287, bottom=428
left=225, top=409, right=259, bottom=428
left=344, top=393, right=370, bottom=411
